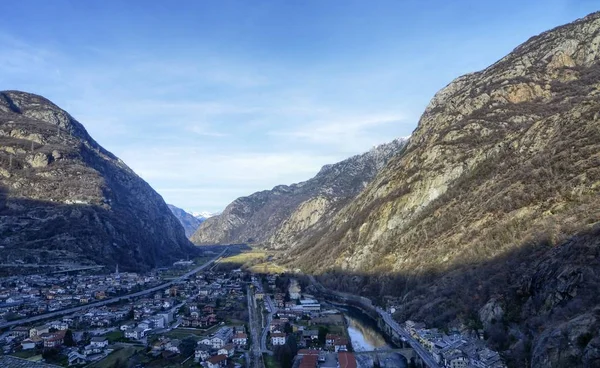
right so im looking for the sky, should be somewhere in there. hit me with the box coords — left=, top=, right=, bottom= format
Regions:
left=0, top=1, right=598, bottom=213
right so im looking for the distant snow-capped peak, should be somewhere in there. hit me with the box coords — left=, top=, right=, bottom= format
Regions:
left=192, top=211, right=218, bottom=219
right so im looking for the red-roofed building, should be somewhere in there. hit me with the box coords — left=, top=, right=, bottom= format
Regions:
left=338, top=352, right=357, bottom=368
left=207, top=354, right=227, bottom=368
left=299, top=355, right=318, bottom=368
left=334, top=337, right=349, bottom=352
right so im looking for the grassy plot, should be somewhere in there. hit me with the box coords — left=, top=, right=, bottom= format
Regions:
left=263, top=353, right=281, bottom=368
left=217, top=250, right=288, bottom=273
left=218, top=250, right=267, bottom=264
left=248, top=262, right=286, bottom=274
left=88, top=346, right=144, bottom=368
left=165, top=327, right=209, bottom=340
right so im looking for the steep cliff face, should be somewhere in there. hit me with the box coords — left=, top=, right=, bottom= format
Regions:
left=284, top=12, right=600, bottom=367
left=191, top=139, right=406, bottom=247
left=0, top=91, right=196, bottom=271
left=168, top=204, right=204, bottom=237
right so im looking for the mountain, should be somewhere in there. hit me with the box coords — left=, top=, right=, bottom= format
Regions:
left=168, top=204, right=204, bottom=237
left=190, top=138, right=407, bottom=247
left=0, top=91, right=197, bottom=272
left=278, top=12, right=600, bottom=367
left=192, top=211, right=218, bottom=220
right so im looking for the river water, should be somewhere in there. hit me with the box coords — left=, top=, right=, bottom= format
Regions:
left=340, top=306, right=407, bottom=368
left=344, top=308, right=390, bottom=351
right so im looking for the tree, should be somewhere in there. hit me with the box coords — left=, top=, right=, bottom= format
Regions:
left=126, top=307, right=134, bottom=320
left=64, top=329, right=75, bottom=347
left=180, top=337, right=196, bottom=358
left=318, top=326, right=329, bottom=346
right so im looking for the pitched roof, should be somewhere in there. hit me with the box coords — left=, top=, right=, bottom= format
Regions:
left=299, top=355, right=318, bottom=368
left=338, top=352, right=357, bottom=368
left=208, top=354, right=227, bottom=363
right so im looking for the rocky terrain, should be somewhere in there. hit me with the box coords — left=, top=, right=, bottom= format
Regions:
left=0, top=91, right=197, bottom=271
left=168, top=204, right=204, bottom=237
left=279, top=12, right=600, bottom=367
left=191, top=138, right=406, bottom=248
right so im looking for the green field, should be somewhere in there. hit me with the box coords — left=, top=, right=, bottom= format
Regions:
left=88, top=346, right=144, bottom=368
left=263, top=353, right=281, bottom=368
left=218, top=251, right=267, bottom=264
left=165, top=327, right=210, bottom=340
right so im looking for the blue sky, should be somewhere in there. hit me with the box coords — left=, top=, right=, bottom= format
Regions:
left=0, top=1, right=597, bottom=213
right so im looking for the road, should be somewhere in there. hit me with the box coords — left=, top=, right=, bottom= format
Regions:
left=0, top=249, right=227, bottom=330
left=255, top=282, right=275, bottom=355
left=376, top=307, right=441, bottom=368
left=246, top=286, right=263, bottom=368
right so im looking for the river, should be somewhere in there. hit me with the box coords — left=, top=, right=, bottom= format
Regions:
left=343, top=307, right=390, bottom=352
left=339, top=306, right=407, bottom=368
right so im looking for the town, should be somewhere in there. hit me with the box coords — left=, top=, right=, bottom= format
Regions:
left=0, top=249, right=506, bottom=368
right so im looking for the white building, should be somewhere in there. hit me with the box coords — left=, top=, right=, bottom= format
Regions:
left=271, top=333, right=286, bottom=346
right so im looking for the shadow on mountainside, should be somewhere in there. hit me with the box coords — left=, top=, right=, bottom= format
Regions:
left=225, top=227, right=600, bottom=367
left=0, top=184, right=202, bottom=273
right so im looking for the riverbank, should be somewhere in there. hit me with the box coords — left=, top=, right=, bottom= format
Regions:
left=328, top=304, right=407, bottom=368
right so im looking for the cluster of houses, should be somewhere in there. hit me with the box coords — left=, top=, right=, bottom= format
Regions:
left=258, top=277, right=352, bottom=354
left=0, top=267, right=160, bottom=324
left=294, top=349, right=357, bottom=368
left=405, top=321, right=506, bottom=368
left=3, top=319, right=116, bottom=366
left=192, top=326, right=247, bottom=367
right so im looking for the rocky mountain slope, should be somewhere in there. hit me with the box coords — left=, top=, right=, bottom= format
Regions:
left=281, top=12, right=600, bottom=367
left=191, top=138, right=406, bottom=247
left=168, top=204, right=204, bottom=237
left=0, top=91, right=197, bottom=271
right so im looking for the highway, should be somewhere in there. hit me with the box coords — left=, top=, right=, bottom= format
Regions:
left=376, top=306, right=441, bottom=368
left=0, top=249, right=227, bottom=330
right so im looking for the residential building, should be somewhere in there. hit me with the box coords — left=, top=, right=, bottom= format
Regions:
left=271, top=333, right=286, bottom=346
left=207, top=354, right=228, bottom=368
left=233, top=332, right=248, bottom=346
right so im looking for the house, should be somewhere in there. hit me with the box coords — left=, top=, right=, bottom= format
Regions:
left=232, top=332, right=248, bottom=346
left=166, top=339, right=181, bottom=354
left=446, top=352, right=469, bottom=368
left=207, top=354, right=228, bottom=368
left=302, top=330, right=319, bottom=343
left=218, top=343, right=235, bottom=357
left=334, top=337, right=349, bottom=352
left=90, top=337, right=108, bottom=348
left=21, top=338, right=36, bottom=350
left=271, top=333, right=286, bottom=346
left=124, top=327, right=146, bottom=340
left=41, top=330, right=66, bottom=349
left=68, top=351, right=87, bottom=366
left=210, top=327, right=233, bottom=349
left=325, top=334, right=339, bottom=347
left=11, top=326, right=30, bottom=338
left=138, top=319, right=152, bottom=330
left=30, top=324, right=50, bottom=338
left=269, top=319, right=285, bottom=333
left=150, top=316, right=165, bottom=329
left=49, top=321, right=69, bottom=331
left=194, top=346, right=211, bottom=362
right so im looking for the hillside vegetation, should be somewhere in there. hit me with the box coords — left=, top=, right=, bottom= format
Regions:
left=278, top=12, right=600, bottom=367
